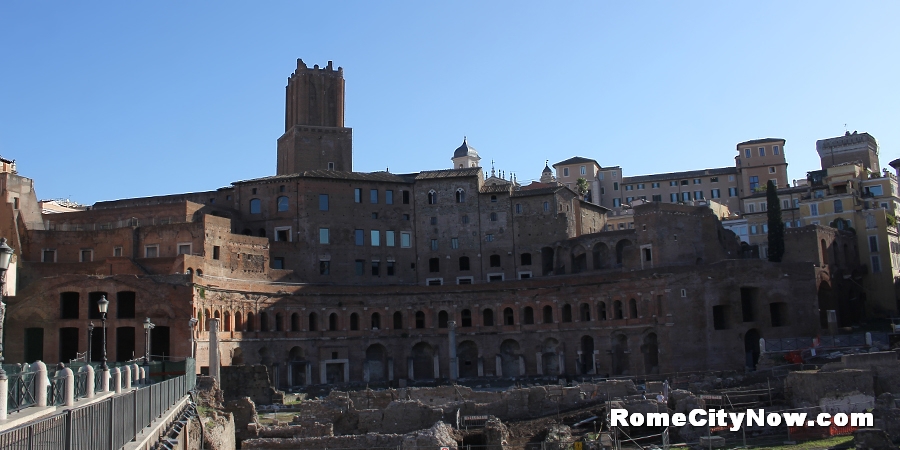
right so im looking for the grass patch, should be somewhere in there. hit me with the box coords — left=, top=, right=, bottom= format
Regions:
left=753, top=435, right=853, bottom=450
left=257, top=412, right=297, bottom=426
left=196, top=405, right=214, bottom=417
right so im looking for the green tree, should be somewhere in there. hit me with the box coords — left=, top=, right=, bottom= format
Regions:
left=766, top=180, right=785, bottom=262
left=575, top=177, right=590, bottom=200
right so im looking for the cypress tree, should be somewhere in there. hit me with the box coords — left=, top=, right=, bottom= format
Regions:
left=766, top=180, right=785, bottom=262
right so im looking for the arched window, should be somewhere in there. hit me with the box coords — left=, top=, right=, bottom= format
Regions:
left=277, top=196, right=289, bottom=212
left=483, top=309, right=494, bottom=326
left=260, top=312, right=269, bottom=331
left=543, top=305, right=554, bottom=324
left=290, top=313, right=299, bottom=332
left=524, top=306, right=534, bottom=324
left=275, top=312, right=284, bottom=331
left=520, top=253, right=532, bottom=266
left=456, top=188, right=465, bottom=203
left=490, top=195, right=497, bottom=202
left=438, top=310, right=449, bottom=328
left=234, top=311, right=243, bottom=331
left=580, top=303, right=591, bottom=321
left=371, top=312, right=381, bottom=330
left=503, top=307, right=514, bottom=325
left=329, top=313, right=337, bottom=331
left=427, top=190, right=437, bottom=204
left=223, top=311, right=231, bottom=331
left=614, top=301, right=624, bottom=319
left=246, top=312, right=255, bottom=332
left=598, top=302, right=607, bottom=320
left=490, top=254, right=501, bottom=267
left=415, top=311, right=425, bottom=329
left=461, top=309, right=472, bottom=327
left=459, top=256, right=470, bottom=271
left=393, top=311, right=403, bottom=329
left=350, top=313, right=359, bottom=331
left=629, top=298, right=638, bottom=318
left=242, top=229, right=252, bottom=236
left=308, top=312, right=318, bottom=331
left=562, top=304, right=573, bottom=322
left=250, top=198, right=261, bottom=214
left=490, top=212, right=498, bottom=221
left=258, top=228, right=266, bottom=238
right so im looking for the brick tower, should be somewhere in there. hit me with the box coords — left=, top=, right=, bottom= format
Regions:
left=276, top=59, right=352, bottom=174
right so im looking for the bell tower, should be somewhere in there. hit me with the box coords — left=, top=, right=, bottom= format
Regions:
left=276, top=59, right=353, bottom=174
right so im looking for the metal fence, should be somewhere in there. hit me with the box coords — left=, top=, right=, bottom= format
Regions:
left=7, top=372, right=37, bottom=414
left=764, top=332, right=890, bottom=353
left=0, top=374, right=194, bottom=450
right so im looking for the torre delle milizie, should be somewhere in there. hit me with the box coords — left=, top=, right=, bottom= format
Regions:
left=4, top=58, right=895, bottom=387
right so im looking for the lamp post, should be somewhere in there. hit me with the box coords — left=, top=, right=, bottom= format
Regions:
left=87, top=322, right=94, bottom=363
left=189, top=318, right=198, bottom=359
left=143, top=317, right=154, bottom=385
left=97, top=295, right=109, bottom=371
left=0, top=238, right=14, bottom=380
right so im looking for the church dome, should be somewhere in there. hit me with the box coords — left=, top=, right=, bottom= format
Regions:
left=542, top=164, right=552, bottom=174
left=454, top=137, right=479, bottom=158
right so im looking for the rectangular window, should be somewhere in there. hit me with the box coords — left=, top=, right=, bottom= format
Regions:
left=400, top=232, right=411, bottom=248
left=758, top=147, right=766, bottom=157
left=625, top=185, right=633, bottom=191
left=431, top=239, right=438, bottom=250
left=869, top=235, right=878, bottom=252
left=693, top=179, right=701, bottom=185
left=783, top=199, right=790, bottom=209
left=713, top=305, right=730, bottom=330
left=385, top=190, right=393, bottom=204
left=693, top=191, right=703, bottom=200
left=810, top=203, right=819, bottom=216
left=710, top=177, right=718, bottom=183
left=747, top=203, right=755, bottom=213
left=651, top=182, right=660, bottom=188
left=681, top=192, right=690, bottom=202
left=319, top=260, right=330, bottom=275
left=760, top=202, right=767, bottom=212
left=762, top=224, right=768, bottom=233
left=871, top=255, right=881, bottom=273
left=371, top=261, right=380, bottom=276
left=750, top=225, right=758, bottom=234
left=769, top=167, right=776, bottom=174
left=834, top=199, right=843, bottom=213
left=430, top=216, right=437, bottom=225
left=402, top=190, right=410, bottom=204
left=744, top=148, right=751, bottom=158
left=749, top=176, right=759, bottom=191
left=637, top=183, right=645, bottom=190
left=114, top=247, right=123, bottom=257
left=355, top=260, right=365, bottom=276
left=729, top=175, right=735, bottom=182
left=354, top=229, right=364, bottom=246
left=177, top=243, right=191, bottom=255
left=80, top=249, right=93, bottom=262
left=387, top=261, right=395, bottom=276
left=773, top=145, right=780, bottom=155
left=652, top=194, right=662, bottom=202
left=273, top=257, right=285, bottom=270
left=485, top=234, right=494, bottom=242
left=865, top=185, right=884, bottom=196
left=451, top=238, right=459, bottom=249
left=319, top=228, right=330, bottom=244
left=145, top=245, right=159, bottom=258
left=212, top=246, right=220, bottom=260
left=613, top=182, right=618, bottom=190
left=354, top=188, right=362, bottom=203
left=728, top=187, right=737, bottom=197
left=370, top=189, right=378, bottom=204
left=670, top=193, right=678, bottom=202
left=711, top=189, right=720, bottom=199
left=515, top=204, right=522, bottom=214
left=681, top=180, right=689, bottom=186
left=626, top=197, right=634, bottom=203
left=386, top=231, right=395, bottom=247
left=613, top=198, right=621, bottom=207
left=669, top=181, right=677, bottom=187
left=580, top=166, right=586, bottom=175
left=275, top=227, right=291, bottom=242
left=319, top=194, right=329, bottom=211
left=563, top=168, right=569, bottom=177
left=371, top=230, right=380, bottom=246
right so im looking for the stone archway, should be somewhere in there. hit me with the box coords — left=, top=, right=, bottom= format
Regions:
left=744, top=329, right=761, bottom=370
left=411, top=342, right=435, bottom=380
left=542, top=338, right=560, bottom=375
left=611, top=334, right=629, bottom=376
left=365, top=344, right=388, bottom=382
left=592, top=242, right=609, bottom=270
left=641, top=333, right=659, bottom=374
left=288, top=346, right=307, bottom=386
left=457, top=340, right=479, bottom=378
left=500, top=339, right=521, bottom=377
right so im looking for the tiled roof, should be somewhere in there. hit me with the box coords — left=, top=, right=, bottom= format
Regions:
left=234, top=170, right=414, bottom=185
left=736, top=138, right=785, bottom=147
left=480, top=185, right=512, bottom=194
left=511, top=186, right=569, bottom=198
left=415, top=167, right=483, bottom=180
left=553, top=156, right=600, bottom=168
left=624, top=167, right=736, bottom=184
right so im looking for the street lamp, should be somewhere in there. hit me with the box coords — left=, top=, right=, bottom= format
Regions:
left=0, top=238, right=14, bottom=379
left=188, top=318, right=198, bottom=359
left=87, top=322, right=95, bottom=363
left=143, top=317, right=154, bottom=384
left=97, top=295, right=109, bottom=371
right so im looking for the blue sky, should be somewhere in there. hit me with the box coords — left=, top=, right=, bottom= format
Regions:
left=1, top=2, right=898, bottom=204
